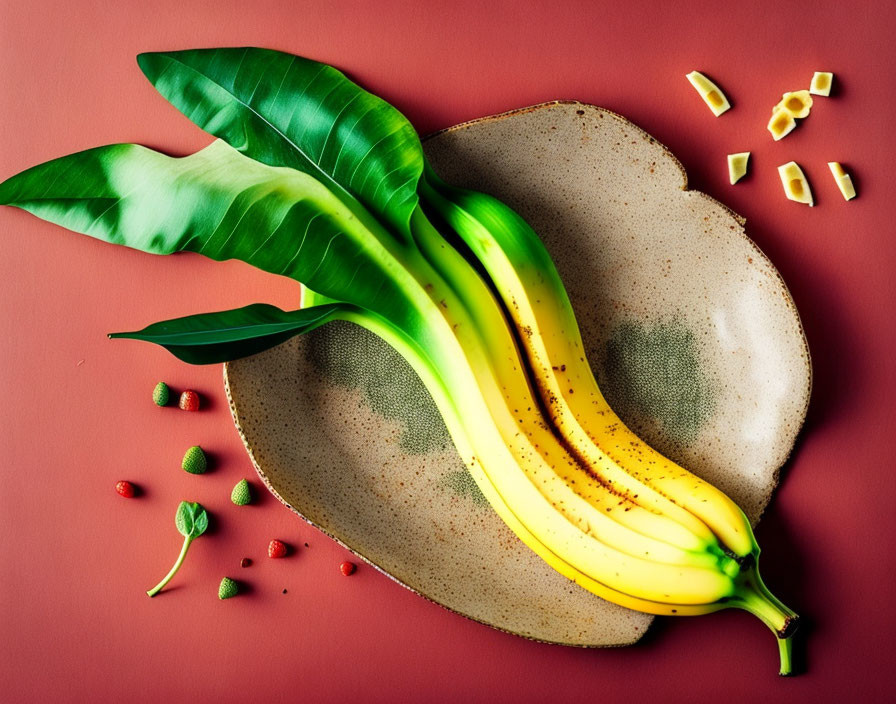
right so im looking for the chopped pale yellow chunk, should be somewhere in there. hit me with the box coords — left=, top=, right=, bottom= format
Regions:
left=810, top=72, right=834, bottom=96
left=727, top=152, right=750, bottom=185
left=686, top=71, right=731, bottom=116
left=768, top=109, right=797, bottom=140
left=778, top=162, right=814, bottom=206
left=775, top=90, right=813, bottom=119
left=828, top=162, right=856, bottom=200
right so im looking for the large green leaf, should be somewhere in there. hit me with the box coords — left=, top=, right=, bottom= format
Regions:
left=137, top=47, right=424, bottom=238
left=0, top=139, right=417, bottom=327
left=110, top=302, right=350, bottom=364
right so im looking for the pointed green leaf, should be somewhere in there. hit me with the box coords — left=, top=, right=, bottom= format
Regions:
left=0, top=139, right=415, bottom=325
left=137, top=48, right=424, bottom=237
left=110, top=302, right=350, bottom=364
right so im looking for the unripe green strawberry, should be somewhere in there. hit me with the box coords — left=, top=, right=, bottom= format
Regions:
left=152, top=381, right=170, bottom=406
left=218, top=577, right=238, bottom=600
left=182, top=446, right=208, bottom=474
left=231, top=479, right=251, bottom=506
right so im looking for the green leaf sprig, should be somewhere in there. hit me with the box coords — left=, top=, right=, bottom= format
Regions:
left=146, top=501, right=209, bottom=597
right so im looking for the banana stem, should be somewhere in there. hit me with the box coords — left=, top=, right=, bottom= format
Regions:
left=732, top=563, right=799, bottom=675
left=777, top=636, right=793, bottom=677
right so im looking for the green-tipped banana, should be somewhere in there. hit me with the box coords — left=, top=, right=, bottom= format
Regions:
left=420, top=165, right=797, bottom=671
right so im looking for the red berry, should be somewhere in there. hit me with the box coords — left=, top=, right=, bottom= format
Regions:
left=268, top=540, right=288, bottom=559
left=115, top=481, right=135, bottom=498
left=340, top=561, right=356, bottom=576
left=179, top=390, right=200, bottom=411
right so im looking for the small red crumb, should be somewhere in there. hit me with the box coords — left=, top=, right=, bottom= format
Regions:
left=340, top=561, right=356, bottom=576
left=115, top=481, right=135, bottom=498
left=179, top=390, right=200, bottom=411
left=240, top=558, right=252, bottom=568
left=268, top=540, right=288, bottom=559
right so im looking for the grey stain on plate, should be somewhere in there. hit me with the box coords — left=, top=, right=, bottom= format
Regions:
left=439, top=469, right=489, bottom=507
left=307, top=321, right=453, bottom=455
left=602, top=318, right=716, bottom=447
left=307, top=321, right=480, bottom=503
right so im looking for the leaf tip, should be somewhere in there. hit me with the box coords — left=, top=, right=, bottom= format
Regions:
left=136, top=51, right=165, bottom=81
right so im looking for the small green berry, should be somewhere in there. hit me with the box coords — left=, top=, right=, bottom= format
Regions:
left=152, top=381, right=170, bottom=406
left=182, top=446, right=208, bottom=474
left=218, top=577, right=238, bottom=600
left=231, top=479, right=251, bottom=506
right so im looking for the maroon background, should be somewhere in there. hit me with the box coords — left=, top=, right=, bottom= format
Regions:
left=1, top=1, right=894, bottom=701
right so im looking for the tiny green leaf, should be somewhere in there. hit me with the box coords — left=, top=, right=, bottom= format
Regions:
left=175, top=501, right=209, bottom=538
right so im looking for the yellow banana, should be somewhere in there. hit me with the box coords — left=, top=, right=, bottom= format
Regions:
left=420, top=171, right=754, bottom=555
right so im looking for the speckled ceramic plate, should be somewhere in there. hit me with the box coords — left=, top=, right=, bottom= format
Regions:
left=224, top=101, right=811, bottom=647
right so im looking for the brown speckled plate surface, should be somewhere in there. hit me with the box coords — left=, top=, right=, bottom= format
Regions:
left=223, top=101, right=811, bottom=647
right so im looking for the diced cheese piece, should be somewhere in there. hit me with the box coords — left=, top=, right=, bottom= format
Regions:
left=778, top=162, right=814, bottom=206
left=774, top=90, right=813, bottom=119
left=828, top=162, right=856, bottom=200
left=727, top=152, right=750, bottom=185
left=768, top=109, right=797, bottom=140
left=810, top=72, right=834, bottom=96
left=686, top=71, right=731, bottom=116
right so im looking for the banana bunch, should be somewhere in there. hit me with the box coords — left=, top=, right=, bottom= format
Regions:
left=306, top=178, right=798, bottom=673
left=415, top=168, right=799, bottom=674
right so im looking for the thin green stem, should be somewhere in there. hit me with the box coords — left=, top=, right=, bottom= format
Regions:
left=732, top=563, right=799, bottom=675
left=146, top=536, right=192, bottom=597
left=777, top=636, right=794, bottom=677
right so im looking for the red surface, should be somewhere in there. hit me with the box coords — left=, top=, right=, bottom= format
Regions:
left=1, top=1, right=894, bottom=701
